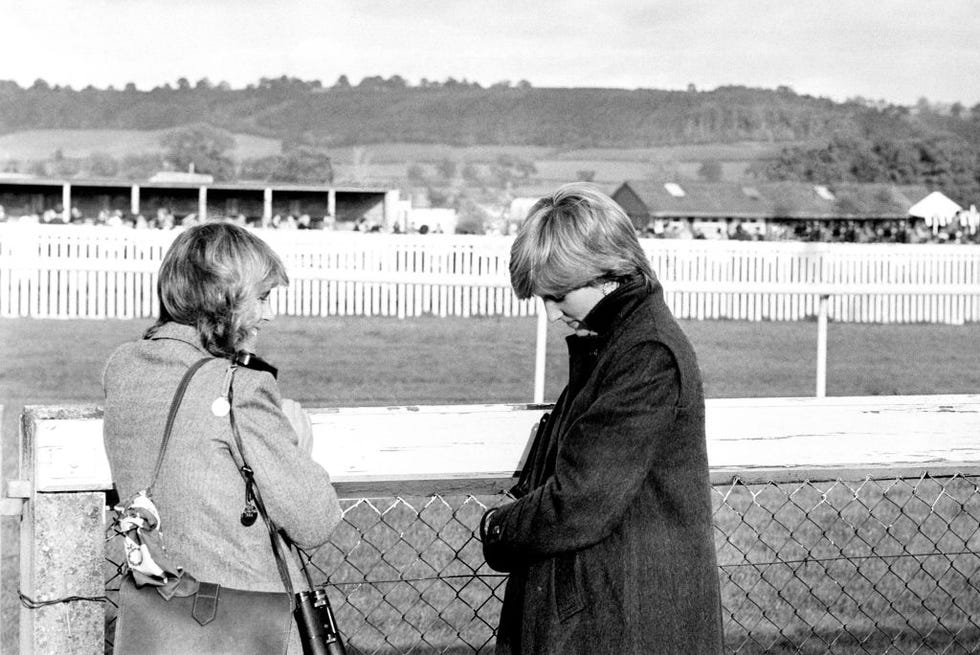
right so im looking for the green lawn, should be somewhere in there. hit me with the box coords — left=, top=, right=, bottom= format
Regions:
left=2, top=315, right=980, bottom=653
left=3, top=314, right=980, bottom=479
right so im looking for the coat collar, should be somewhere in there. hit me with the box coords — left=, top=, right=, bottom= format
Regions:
left=146, top=321, right=279, bottom=378
left=577, top=275, right=653, bottom=337
left=564, top=276, right=654, bottom=388
left=145, top=322, right=210, bottom=354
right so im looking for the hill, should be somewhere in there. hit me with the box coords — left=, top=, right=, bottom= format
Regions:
left=0, top=79, right=957, bottom=150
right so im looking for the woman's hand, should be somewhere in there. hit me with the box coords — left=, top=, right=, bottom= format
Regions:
left=281, top=398, right=314, bottom=455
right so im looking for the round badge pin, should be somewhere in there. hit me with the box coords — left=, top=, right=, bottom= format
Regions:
left=211, top=397, right=231, bottom=417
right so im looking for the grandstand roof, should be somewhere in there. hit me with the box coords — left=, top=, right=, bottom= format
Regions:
left=0, top=175, right=390, bottom=195
left=614, top=180, right=769, bottom=219
left=612, top=180, right=934, bottom=222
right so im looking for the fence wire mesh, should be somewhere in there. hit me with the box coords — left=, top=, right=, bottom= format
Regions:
left=102, top=474, right=980, bottom=654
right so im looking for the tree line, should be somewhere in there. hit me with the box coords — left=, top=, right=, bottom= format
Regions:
left=757, top=134, right=980, bottom=204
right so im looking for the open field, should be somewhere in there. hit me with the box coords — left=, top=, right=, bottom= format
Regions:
left=0, top=130, right=796, bottom=187
left=0, top=130, right=791, bottom=164
left=0, top=128, right=282, bottom=161
left=3, top=315, right=980, bottom=653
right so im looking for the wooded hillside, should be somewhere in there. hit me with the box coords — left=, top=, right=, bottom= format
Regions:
left=3, top=77, right=971, bottom=149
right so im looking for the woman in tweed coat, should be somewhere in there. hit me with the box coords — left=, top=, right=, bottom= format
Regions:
left=481, top=184, right=724, bottom=654
left=103, top=222, right=342, bottom=653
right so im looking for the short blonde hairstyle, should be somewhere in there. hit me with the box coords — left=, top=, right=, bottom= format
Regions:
left=510, top=183, right=654, bottom=299
left=146, top=222, right=288, bottom=356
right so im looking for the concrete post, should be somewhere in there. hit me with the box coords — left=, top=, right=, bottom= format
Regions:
left=20, top=491, right=106, bottom=654
left=18, top=407, right=107, bottom=655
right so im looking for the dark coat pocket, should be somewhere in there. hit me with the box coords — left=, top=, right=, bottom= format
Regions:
left=554, top=552, right=585, bottom=622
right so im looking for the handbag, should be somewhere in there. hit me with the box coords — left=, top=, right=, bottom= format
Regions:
left=113, top=356, right=347, bottom=655
left=115, top=575, right=291, bottom=654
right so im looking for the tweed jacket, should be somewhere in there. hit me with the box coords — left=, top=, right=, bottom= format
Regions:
left=102, top=323, right=342, bottom=651
left=482, top=277, right=724, bottom=655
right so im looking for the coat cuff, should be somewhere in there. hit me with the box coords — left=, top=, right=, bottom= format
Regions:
left=480, top=504, right=515, bottom=572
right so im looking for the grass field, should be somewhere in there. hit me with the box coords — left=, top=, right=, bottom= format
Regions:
left=0, top=130, right=788, bottom=164
left=2, top=315, right=980, bottom=653
left=0, top=129, right=792, bottom=189
left=0, top=128, right=282, bottom=161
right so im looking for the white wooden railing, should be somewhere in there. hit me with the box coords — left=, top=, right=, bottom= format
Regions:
left=4, top=396, right=980, bottom=654
left=2, top=224, right=980, bottom=323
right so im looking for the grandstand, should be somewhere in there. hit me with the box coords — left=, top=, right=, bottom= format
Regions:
left=0, top=175, right=398, bottom=229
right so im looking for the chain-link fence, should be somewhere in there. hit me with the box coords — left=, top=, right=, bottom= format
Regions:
left=101, top=473, right=980, bottom=654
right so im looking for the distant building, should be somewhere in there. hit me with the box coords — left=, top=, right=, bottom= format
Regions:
left=611, top=180, right=935, bottom=239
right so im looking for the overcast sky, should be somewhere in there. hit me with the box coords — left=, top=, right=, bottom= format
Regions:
left=4, top=0, right=979, bottom=106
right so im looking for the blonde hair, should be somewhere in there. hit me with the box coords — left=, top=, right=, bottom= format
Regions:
left=146, top=222, right=288, bottom=356
left=509, top=183, right=654, bottom=299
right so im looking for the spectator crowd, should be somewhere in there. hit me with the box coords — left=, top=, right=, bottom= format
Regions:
left=2, top=204, right=979, bottom=244
left=642, top=216, right=980, bottom=245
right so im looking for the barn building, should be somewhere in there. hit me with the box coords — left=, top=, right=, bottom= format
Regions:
left=611, top=180, right=933, bottom=240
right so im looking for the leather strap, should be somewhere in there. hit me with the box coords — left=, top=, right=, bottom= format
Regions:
left=227, top=369, right=297, bottom=599
left=147, top=357, right=212, bottom=494
left=145, top=356, right=302, bottom=603
left=192, top=582, right=220, bottom=626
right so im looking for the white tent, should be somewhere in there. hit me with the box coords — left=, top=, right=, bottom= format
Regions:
left=908, top=191, right=962, bottom=227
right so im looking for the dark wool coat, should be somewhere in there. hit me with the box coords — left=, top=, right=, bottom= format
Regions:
left=482, top=277, right=724, bottom=655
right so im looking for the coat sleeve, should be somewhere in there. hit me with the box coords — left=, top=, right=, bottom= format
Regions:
left=483, top=341, right=679, bottom=571
left=231, top=369, right=342, bottom=549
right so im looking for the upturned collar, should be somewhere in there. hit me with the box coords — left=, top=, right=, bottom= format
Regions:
left=576, top=275, right=653, bottom=337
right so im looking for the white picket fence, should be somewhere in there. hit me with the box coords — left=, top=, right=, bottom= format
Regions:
left=2, top=223, right=980, bottom=323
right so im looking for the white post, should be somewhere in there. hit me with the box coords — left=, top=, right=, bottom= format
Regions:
left=61, top=183, right=71, bottom=222
left=131, top=185, right=140, bottom=216
left=198, top=186, right=207, bottom=221
left=816, top=294, right=829, bottom=398
left=534, top=298, right=548, bottom=403
left=384, top=190, right=400, bottom=230
left=264, top=188, right=273, bottom=221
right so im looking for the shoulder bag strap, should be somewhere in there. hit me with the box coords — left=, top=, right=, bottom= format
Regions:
left=509, top=411, right=549, bottom=499
left=146, top=357, right=213, bottom=494
left=226, top=365, right=298, bottom=597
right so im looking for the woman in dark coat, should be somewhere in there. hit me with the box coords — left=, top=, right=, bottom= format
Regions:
left=481, top=183, right=724, bottom=654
